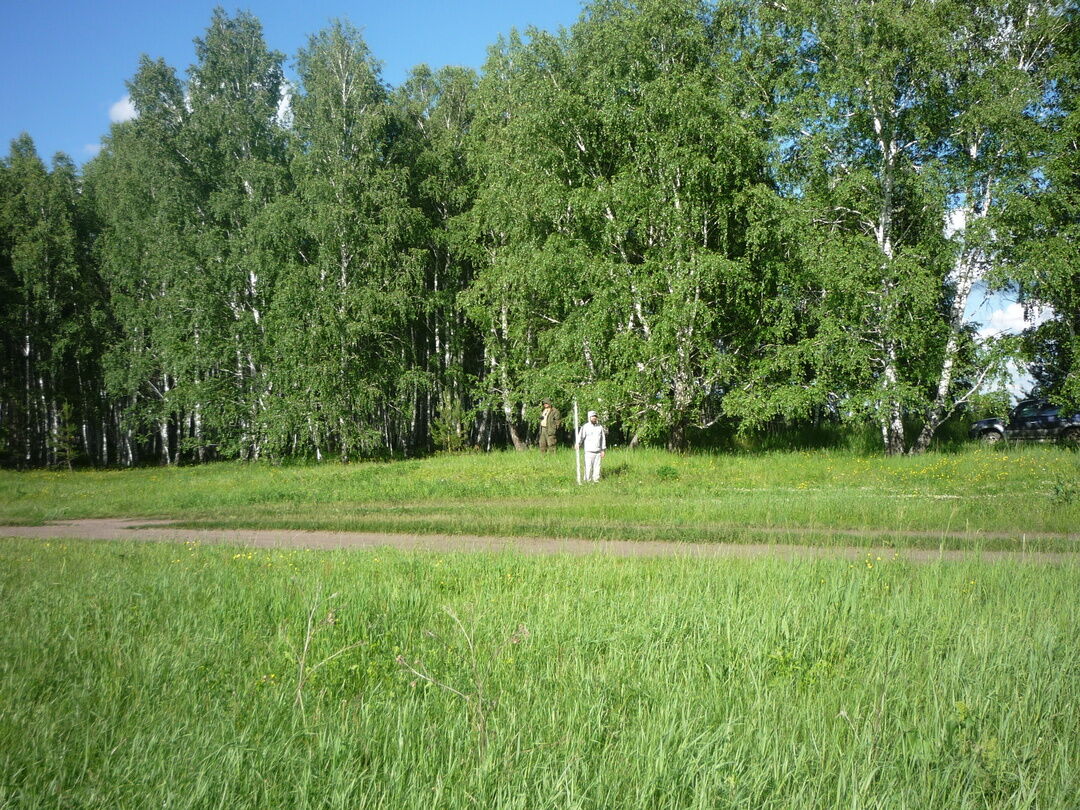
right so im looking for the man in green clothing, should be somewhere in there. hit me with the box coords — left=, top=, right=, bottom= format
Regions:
left=539, top=400, right=561, bottom=453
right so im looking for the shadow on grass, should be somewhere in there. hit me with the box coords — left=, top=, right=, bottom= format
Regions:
left=601, top=461, right=630, bottom=478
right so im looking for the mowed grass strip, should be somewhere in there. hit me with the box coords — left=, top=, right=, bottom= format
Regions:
left=1, top=538, right=1077, bottom=808
left=1, top=447, right=1078, bottom=550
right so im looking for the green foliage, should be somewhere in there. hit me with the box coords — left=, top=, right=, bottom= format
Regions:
left=464, top=1, right=794, bottom=450
left=1003, top=3, right=1080, bottom=410
left=430, top=391, right=477, bottom=453
left=2, top=0, right=1076, bottom=466
left=264, top=19, right=425, bottom=460
left=740, top=0, right=1055, bottom=455
left=82, top=10, right=293, bottom=464
left=0, top=136, right=108, bottom=467
left=1050, top=473, right=1080, bottom=506
left=655, top=464, right=679, bottom=481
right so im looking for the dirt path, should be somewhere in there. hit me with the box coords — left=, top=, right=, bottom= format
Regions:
left=1, top=518, right=1076, bottom=564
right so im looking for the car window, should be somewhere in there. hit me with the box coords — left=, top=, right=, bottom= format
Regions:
left=1012, top=403, right=1041, bottom=419
left=1038, top=406, right=1060, bottom=418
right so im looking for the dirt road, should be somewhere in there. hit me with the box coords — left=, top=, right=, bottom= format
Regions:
left=1, top=518, right=1076, bottom=563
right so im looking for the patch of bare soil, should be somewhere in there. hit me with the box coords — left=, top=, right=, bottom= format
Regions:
left=0, top=519, right=1076, bottom=563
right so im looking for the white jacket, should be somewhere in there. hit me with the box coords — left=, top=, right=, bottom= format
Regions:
left=576, top=422, right=606, bottom=453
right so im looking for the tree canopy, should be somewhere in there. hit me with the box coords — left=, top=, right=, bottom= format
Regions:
left=1, top=0, right=1075, bottom=466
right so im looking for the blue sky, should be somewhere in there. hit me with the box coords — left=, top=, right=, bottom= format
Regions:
left=0, top=0, right=585, bottom=165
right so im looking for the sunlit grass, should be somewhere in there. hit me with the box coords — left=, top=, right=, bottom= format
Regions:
left=1, top=538, right=1077, bottom=808
left=1, top=446, right=1078, bottom=550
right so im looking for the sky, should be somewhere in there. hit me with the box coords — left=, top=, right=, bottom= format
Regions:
left=0, top=0, right=585, bottom=165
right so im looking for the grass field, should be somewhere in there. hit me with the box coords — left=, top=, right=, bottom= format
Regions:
left=2, top=447, right=1078, bottom=806
left=2, top=446, right=1078, bottom=550
left=1, top=536, right=1077, bottom=808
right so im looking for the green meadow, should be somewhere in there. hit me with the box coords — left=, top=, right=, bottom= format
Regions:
left=2, top=447, right=1078, bottom=807
left=2, top=446, right=1078, bottom=550
left=1, top=538, right=1077, bottom=808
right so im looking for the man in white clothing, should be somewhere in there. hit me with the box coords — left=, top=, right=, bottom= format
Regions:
left=576, top=410, right=606, bottom=482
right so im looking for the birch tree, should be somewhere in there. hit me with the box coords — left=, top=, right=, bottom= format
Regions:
left=0, top=137, right=92, bottom=466
left=267, top=20, right=423, bottom=459
left=908, top=0, right=1068, bottom=451
left=788, top=0, right=956, bottom=454
left=395, top=65, right=484, bottom=451
left=86, top=56, right=198, bottom=465
left=742, top=0, right=1037, bottom=453
left=87, top=9, right=290, bottom=463
left=1006, top=2, right=1080, bottom=408
left=464, top=0, right=786, bottom=449
left=183, top=8, right=290, bottom=459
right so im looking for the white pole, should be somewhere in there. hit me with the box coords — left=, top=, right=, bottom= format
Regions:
left=573, top=399, right=581, bottom=485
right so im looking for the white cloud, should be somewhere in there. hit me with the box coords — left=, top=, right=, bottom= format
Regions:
left=276, top=81, right=293, bottom=128
left=1003, top=359, right=1034, bottom=401
left=109, top=94, right=136, bottom=123
left=983, top=302, right=1027, bottom=335
left=970, top=298, right=1053, bottom=402
left=83, top=143, right=102, bottom=157
left=945, top=207, right=965, bottom=238
left=977, top=301, right=1051, bottom=341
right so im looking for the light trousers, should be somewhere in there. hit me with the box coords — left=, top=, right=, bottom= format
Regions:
left=584, top=451, right=603, bottom=482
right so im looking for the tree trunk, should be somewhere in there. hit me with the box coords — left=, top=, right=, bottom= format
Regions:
left=501, top=393, right=527, bottom=451
left=160, top=375, right=172, bottom=465
left=194, top=402, right=205, bottom=462
left=667, top=414, right=688, bottom=452
left=881, top=341, right=906, bottom=456
left=911, top=182, right=990, bottom=454
left=495, top=306, right=527, bottom=451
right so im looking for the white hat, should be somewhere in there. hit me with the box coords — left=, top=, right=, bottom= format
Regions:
left=587, top=410, right=597, bottom=418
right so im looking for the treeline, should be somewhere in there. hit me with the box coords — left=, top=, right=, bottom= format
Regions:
left=1, top=0, right=1077, bottom=466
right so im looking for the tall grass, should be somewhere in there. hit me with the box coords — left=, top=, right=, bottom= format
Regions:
left=2, top=446, right=1078, bottom=550
left=1, top=538, right=1077, bottom=808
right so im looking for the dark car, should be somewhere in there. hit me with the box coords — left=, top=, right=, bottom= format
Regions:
left=969, top=399, right=1080, bottom=445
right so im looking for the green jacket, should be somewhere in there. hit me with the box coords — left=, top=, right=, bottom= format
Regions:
left=540, top=406, right=561, bottom=434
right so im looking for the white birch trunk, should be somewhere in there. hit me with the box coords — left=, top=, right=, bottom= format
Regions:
left=308, top=413, right=323, bottom=462
left=497, top=305, right=527, bottom=451
left=574, top=400, right=581, bottom=485
left=911, top=172, right=993, bottom=453
left=48, top=395, right=59, bottom=468
left=872, top=103, right=905, bottom=455
left=23, top=334, right=32, bottom=463
left=194, top=400, right=205, bottom=462
left=160, top=374, right=172, bottom=466
left=101, top=402, right=110, bottom=467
